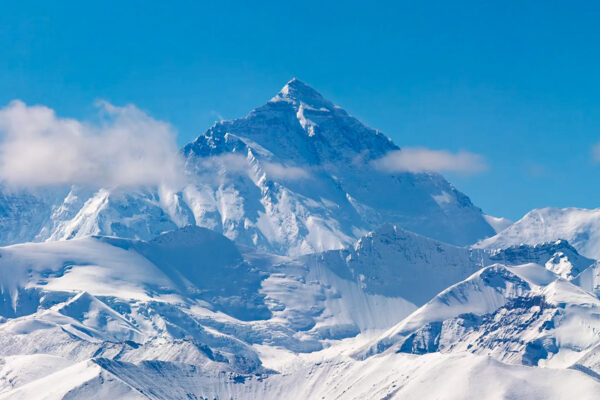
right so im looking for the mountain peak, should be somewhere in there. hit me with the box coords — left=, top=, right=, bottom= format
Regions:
left=271, top=78, right=334, bottom=109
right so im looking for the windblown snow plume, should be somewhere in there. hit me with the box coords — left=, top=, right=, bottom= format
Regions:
left=0, top=100, right=185, bottom=188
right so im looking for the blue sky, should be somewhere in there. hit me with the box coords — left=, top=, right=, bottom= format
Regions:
left=1, top=1, right=599, bottom=220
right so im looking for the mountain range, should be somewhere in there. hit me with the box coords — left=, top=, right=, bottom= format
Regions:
left=0, top=79, right=495, bottom=256
left=1, top=80, right=600, bottom=399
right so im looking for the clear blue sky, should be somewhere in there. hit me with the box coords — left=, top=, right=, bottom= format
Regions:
left=1, top=1, right=599, bottom=220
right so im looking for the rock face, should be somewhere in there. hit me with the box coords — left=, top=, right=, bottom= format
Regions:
left=0, top=79, right=494, bottom=256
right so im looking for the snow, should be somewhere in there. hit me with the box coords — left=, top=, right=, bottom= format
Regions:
left=0, top=237, right=174, bottom=302
left=0, top=79, right=599, bottom=398
left=0, top=79, right=495, bottom=256
left=356, top=258, right=600, bottom=372
left=0, top=354, right=73, bottom=394
left=477, top=207, right=600, bottom=259
left=483, top=214, right=513, bottom=233
left=0, top=360, right=143, bottom=400
left=0, top=226, right=597, bottom=398
left=0, top=225, right=452, bottom=396
left=4, top=351, right=599, bottom=400
left=0, top=222, right=598, bottom=398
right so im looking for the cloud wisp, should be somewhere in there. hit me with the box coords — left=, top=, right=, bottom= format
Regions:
left=263, top=162, right=310, bottom=180
left=196, top=153, right=311, bottom=182
left=0, top=100, right=485, bottom=189
left=372, top=147, right=488, bottom=175
left=0, top=100, right=185, bottom=188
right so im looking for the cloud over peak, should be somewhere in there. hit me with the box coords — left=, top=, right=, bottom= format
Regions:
left=0, top=100, right=185, bottom=188
left=372, top=147, right=488, bottom=175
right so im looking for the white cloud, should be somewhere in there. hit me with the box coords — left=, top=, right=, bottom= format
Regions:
left=0, top=100, right=185, bottom=188
left=263, top=162, right=310, bottom=180
left=196, top=153, right=310, bottom=181
left=372, top=147, right=487, bottom=174
left=195, top=153, right=250, bottom=179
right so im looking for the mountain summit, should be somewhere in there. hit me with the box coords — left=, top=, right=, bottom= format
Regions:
left=270, top=78, right=335, bottom=109
left=0, top=79, right=495, bottom=254
left=186, top=78, right=396, bottom=164
left=180, top=79, right=496, bottom=252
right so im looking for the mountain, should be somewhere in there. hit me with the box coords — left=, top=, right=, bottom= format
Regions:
left=487, top=239, right=595, bottom=279
left=0, top=79, right=495, bottom=256
left=181, top=78, right=495, bottom=254
left=3, top=79, right=600, bottom=398
left=476, top=207, right=600, bottom=260
left=5, top=351, right=599, bottom=400
left=358, top=261, right=600, bottom=373
left=0, top=222, right=597, bottom=398
left=0, top=226, right=419, bottom=397
left=307, top=225, right=595, bottom=305
left=0, top=185, right=182, bottom=246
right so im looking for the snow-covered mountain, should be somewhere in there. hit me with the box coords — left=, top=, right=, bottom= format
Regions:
left=0, top=185, right=182, bottom=246
left=0, top=225, right=418, bottom=398
left=0, top=225, right=421, bottom=397
left=2, top=79, right=600, bottom=398
left=0, top=221, right=599, bottom=398
left=0, top=79, right=495, bottom=256
left=477, top=207, right=600, bottom=260
left=306, top=225, right=595, bottom=304
left=180, top=78, right=495, bottom=254
left=359, top=261, right=600, bottom=374
left=487, top=239, right=596, bottom=279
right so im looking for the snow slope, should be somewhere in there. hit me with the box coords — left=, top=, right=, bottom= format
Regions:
left=483, top=214, right=513, bottom=233
left=0, top=226, right=427, bottom=397
left=5, top=351, right=600, bottom=400
left=360, top=261, right=600, bottom=375
left=0, top=224, right=597, bottom=398
left=477, top=207, right=600, bottom=260
left=487, top=239, right=595, bottom=280
left=305, top=225, right=595, bottom=305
